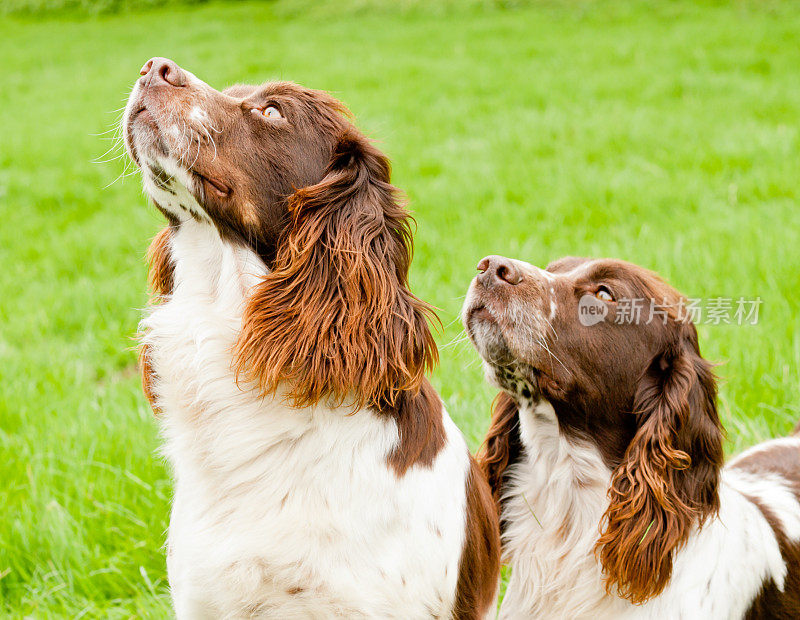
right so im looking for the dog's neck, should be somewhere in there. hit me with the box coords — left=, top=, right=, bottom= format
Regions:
left=142, top=222, right=372, bottom=472
left=499, top=398, right=621, bottom=617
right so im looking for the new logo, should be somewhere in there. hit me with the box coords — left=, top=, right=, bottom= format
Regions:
left=578, top=294, right=608, bottom=326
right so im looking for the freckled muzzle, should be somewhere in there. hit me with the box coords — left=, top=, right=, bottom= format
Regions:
left=125, top=57, right=190, bottom=165
left=462, top=254, right=556, bottom=395
left=123, top=57, right=230, bottom=177
left=462, top=254, right=551, bottom=336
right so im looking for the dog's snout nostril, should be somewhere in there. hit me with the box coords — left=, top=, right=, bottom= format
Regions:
left=496, top=264, right=510, bottom=281
left=140, top=57, right=187, bottom=88
left=497, top=260, right=522, bottom=285
left=477, top=255, right=521, bottom=286
left=477, top=255, right=523, bottom=286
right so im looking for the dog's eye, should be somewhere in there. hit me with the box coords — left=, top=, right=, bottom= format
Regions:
left=595, top=286, right=614, bottom=302
left=262, top=106, right=282, bottom=119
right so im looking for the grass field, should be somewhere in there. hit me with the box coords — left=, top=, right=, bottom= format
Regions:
left=1, top=0, right=800, bottom=615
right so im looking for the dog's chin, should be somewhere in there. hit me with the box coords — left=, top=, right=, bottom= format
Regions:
left=125, top=97, right=192, bottom=174
left=125, top=110, right=230, bottom=210
left=485, top=359, right=541, bottom=401
left=474, top=333, right=515, bottom=369
left=466, top=315, right=544, bottom=400
left=125, top=114, right=170, bottom=170
left=465, top=312, right=513, bottom=365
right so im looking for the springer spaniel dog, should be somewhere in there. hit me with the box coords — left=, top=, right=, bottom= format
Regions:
left=462, top=254, right=800, bottom=618
left=122, top=57, right=499, bottom=618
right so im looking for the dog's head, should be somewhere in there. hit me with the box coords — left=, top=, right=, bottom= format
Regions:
left=463, top=255, right=723, bottom=603
left=124, top=57, right=359, bottom=262
left=124, top=58, right=436, bottom=411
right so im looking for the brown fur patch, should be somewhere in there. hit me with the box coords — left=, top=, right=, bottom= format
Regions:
left=386, top=379, right=446, bottom=477
left=139, top=343, right=160, bottom=414
left=453, top=456, right=501, bottom=619
left=743, top=492, right=800, bottom=619
left=732, top=442, right=800, bottom=491
left=478, top=392, right=522, bottom=536
left=734, top=440, right=800, bottom=617
left=146, top=226, right=175, bottom=299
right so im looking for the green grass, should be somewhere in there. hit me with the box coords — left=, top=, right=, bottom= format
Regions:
left=2, top=0, right=799, bottom=615
left=1, top=0, right=211, bottom=17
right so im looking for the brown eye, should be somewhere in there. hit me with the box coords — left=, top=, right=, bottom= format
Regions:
left=595, top=286, right=614, bottom=302
left=262, top=106, right=282, bottom=119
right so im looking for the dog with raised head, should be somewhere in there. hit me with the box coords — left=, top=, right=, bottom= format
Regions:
left=463, top=254, right=800, bottom=618
left=123, top=57, right=499, bottom=619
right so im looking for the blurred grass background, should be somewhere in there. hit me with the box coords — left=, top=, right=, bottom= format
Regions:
left=0, top=0, right=208, bottom=16
left=1, top=0, right=799, bottom=616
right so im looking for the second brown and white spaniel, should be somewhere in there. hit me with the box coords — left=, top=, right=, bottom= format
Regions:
left=463, top=255, right=800, bottom=618
left=122, top=58, right=499, bottom=618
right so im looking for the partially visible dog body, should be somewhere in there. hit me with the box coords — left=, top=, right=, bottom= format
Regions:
left=123, top=58, right=499, bottom=618
left=462, top=254, right=800, bottom=618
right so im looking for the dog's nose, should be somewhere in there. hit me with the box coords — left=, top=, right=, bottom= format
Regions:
left=477, top=255, right=523, bottom=286
left=140, top=57, right=187, bottom=88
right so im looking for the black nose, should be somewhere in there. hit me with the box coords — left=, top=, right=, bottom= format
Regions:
left=139, top=57, right=187, bottom=88
left=477, top=255, right=523, bottom=286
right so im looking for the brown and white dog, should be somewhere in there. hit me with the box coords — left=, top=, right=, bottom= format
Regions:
left=463, top=255, right=800, bottom=618
left=123, top=58, right=499, bottom=618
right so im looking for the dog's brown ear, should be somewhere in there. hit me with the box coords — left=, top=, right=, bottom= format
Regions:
left=236, top=131, right=437, bottom=410
left=139, top=226, right=174, bottom=414
left=145, top=226, right=174, bottom=300
left=596, top=321, right=723, bottom=603
left=479, top=392, right=522, bottom=531
left=139, top=343, right=159, bottom=414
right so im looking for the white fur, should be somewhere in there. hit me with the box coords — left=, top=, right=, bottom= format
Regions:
left=500, top=401, right=800, bottom=619
left=142, top=153, right=211, bottom=225
left=143, top=220, right=482, bottom=618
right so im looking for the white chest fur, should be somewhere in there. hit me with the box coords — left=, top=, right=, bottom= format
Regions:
left=500, top=401, right=791, bottom=620
left=499, top=400, right=614, bottom=619
left=142, top=222, right=471, bottom=618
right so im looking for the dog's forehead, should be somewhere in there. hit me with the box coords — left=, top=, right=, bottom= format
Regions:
left=546, top=257, right=644, bottom=283
left=222, top=81, right=319, bottom=101
left=542, top=257, right=684, bottom=302
left=545, top=256, right=592, bottom=275
left=222, top=83, right=262, bottom=98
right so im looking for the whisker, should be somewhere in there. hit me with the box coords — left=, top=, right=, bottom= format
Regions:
left=102, top=166, right=139, bottom=190
left=441, top=331, right=471, bottom=349
left=540, top=314, right=558, bottom=340
left=189, top=129, right=202, bottom=169
left=442, top=315, right=463, bottom=329
left=537, top=335, right=570, bottom=376
left=200, top=123, right=217, bottom=162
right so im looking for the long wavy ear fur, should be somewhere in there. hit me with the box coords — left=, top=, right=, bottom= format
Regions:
left=145, top=226, right=175, bottom=300
left=596, top=321, right=723, bottom=603
left=235, top=131, right=437, bottom=410
left=139, top=226, right=175, bottom=413
left=479, top=392, right=522, bottom=531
